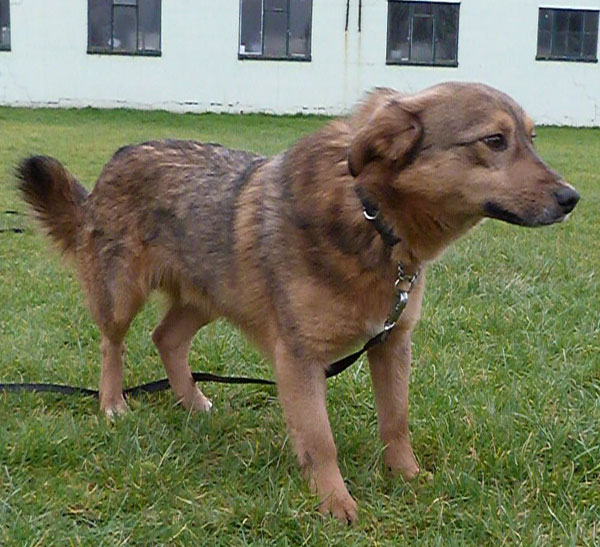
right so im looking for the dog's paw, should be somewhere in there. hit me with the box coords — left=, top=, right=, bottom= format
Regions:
left=318, top=490, right=359, bottom=525
left=385, top=438, right=420, bottom=481
left=180, top=387, right=213, bottom=413
left=100, top=395, right=129, bottom=419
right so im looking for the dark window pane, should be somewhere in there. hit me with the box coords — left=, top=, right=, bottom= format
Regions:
left=537, top=29, right=552, bottom=57
left=567, top=30, right=581, bottom=57
left=0, top=0, right=9, bottom=29
left=584, top=11, right=599, bottom=32
left=0, top=0, right=10, bottom=48
left=538, top=8, right=552, bottom=32
left=387, top=3, right=410, bottom=61
left=0, top=26, right=8, bottom=49
left=265, top=0, right=287, bottom=12
left=264, top=10, right=287, bottom=57
left=553, top=30, right=568, bottom=56
left=0, top=0, right=8, bottom=25
left=113, top=5, right=137, bottom=51
left=138, top=0, right=160, bottom=51
left=553, top=31, right=568, bottom=56
left=435, top=5, right=458, bottom=62
left=240, top=0, right=262, bottom=54
left=413, top=4, right=433, bottom=16
left=412, top=15, right=433, bottom=63
left=583, top=33, right=598, bottom=58
left=289, top=0, right=312, bottom=58
left=552, top=12, right=569, bottom=58
left=555, top=11, right=569, bottom=33
left=89, top=0, right=112, bottom=49
left=568, top=11, right=583, bottom=33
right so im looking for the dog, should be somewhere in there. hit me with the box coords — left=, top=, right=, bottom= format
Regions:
left=17, top=82, right=579, bottom=523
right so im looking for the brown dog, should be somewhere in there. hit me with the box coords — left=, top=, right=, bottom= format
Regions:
left=18, top=82, right=579, bottom=523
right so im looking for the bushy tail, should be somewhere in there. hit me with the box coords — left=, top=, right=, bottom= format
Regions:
left=17, top=156, right=89, bottom=256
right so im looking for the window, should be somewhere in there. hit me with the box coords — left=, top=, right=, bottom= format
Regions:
left=387, top=1, right=460, bottom=66
left=0, top=0, right=10, bottom=51
left=88, top=0, right=161, bottom=55
left=537, top=8, right=598, bottom=62
left=239, top=0, right=313, bottom=61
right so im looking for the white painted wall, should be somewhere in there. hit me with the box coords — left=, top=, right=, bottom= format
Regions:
left=0, top=0, right=599, bottom=125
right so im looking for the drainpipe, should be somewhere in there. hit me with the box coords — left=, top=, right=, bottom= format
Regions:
left=345, top=0, right=350, bottom=31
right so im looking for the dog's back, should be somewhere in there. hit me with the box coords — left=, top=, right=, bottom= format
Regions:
left=82, top=141, right=265, bottom=296
left=21, top=140, right=267, bottom=302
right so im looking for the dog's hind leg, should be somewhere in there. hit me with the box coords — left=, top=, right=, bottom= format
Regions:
left=99, top=333, right=130, bottom=418
left=152, top=304, right=214, bottom=412
left=94, top=294, right=144, bottom=418
left=82, top=263, right=145, bottom=417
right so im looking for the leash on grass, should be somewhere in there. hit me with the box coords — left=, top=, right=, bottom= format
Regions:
left=0, top=337, right=374, bottom=397
left=0, top=328, right=400, bottom=398
left=0, top=372, right=274, bottom=398
left=1, top=210, right=25, bottom=234
left=0, top=193, right=420, bottom=399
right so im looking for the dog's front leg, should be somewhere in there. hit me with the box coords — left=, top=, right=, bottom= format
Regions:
left=274, top=341, right=358, bottom=524
left=368, top=328, right=419, bottom=480
left=367, top=273, right=425, bottom=480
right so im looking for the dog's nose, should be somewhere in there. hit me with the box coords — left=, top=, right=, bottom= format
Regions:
left=554, top=187, right=580, bottom=214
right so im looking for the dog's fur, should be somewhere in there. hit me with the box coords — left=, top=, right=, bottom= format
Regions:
left=18, top=82, right=579, bottom=523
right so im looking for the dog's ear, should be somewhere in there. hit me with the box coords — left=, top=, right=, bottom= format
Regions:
left=348, top=100, right=422, bottom=177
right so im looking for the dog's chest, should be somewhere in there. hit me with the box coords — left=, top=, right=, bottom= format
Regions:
left=360, top=291, right=393, bottom=338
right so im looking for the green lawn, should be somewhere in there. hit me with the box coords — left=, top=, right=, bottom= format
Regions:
left=0, top=107, right=598, bottom=545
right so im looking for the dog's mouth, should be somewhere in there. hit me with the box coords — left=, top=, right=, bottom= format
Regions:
left=483, top=201, right=569, bottom=227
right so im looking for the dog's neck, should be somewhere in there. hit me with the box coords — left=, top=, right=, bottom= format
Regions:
left=355, top=183, right=480, bottom=269
left=354, top=185, right=401, bottom=248
left=354, top=186, right=423, bottom=290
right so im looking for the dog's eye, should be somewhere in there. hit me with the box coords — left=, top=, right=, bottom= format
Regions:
left=481, top=134, right=507, bottom=151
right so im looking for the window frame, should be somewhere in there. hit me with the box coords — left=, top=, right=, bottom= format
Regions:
left=386, top=0, right=460, bottom=67
left=238, top=0, right=313, bottom=62
left=87, top=0, right=162, bottom=57
left=0, top=0, right=10, bottom=52
left=536, top=7, right=599, bottom=63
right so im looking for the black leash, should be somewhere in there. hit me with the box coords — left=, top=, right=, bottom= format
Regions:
left=0, top=192, right=415, bottom=400
left=0, top=373, right=274, bottom=399
left=0, top=334, right=387, bottom=398
left=0, top=375, right=271, bottom=399
left=1, top=210, right=25, bottom=234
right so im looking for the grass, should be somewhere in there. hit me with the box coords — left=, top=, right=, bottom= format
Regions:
left=0, top=107, right=599, bottom=545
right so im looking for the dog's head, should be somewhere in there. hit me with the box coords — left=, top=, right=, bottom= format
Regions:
left=348, top=83, right=579, bottom=229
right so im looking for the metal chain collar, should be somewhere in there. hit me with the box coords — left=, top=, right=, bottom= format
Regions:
left=381, top=263, right=420, bottom=341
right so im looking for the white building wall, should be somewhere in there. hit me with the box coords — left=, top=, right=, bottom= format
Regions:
left=0, top=0, right=599, bottom=125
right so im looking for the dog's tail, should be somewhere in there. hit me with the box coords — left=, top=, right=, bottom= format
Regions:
left=17, top=156, right=89, bottom=257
